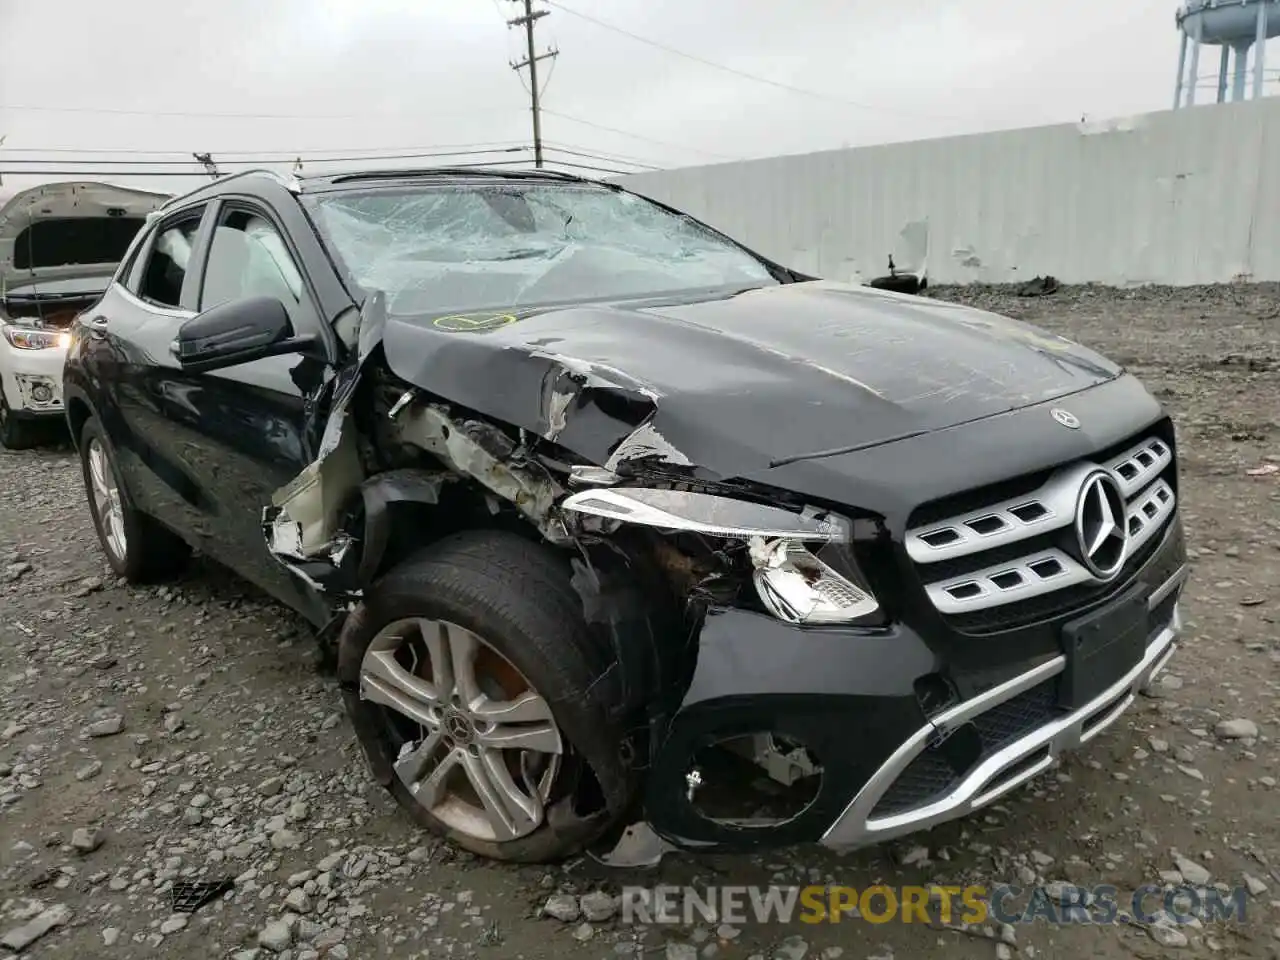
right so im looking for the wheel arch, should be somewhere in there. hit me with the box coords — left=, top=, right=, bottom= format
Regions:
left=62, top=384, right=99, bottom=451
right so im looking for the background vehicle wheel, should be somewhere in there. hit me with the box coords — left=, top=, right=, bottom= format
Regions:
left=78, top=416, right=191, bottom=582
left=0, top=393, right=39, bottom=450
left=337, top=529, right=635, bottom=863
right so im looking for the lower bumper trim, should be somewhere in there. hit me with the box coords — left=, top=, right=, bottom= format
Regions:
left=820, top=603, right=1181, bottom=851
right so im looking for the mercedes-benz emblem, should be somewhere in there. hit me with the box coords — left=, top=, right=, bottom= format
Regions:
left=1074, top=470, right=1128, bottom=580
left=1051, top=408, right=1081, bottom=429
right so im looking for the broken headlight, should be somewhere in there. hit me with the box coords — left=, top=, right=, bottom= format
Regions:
left=561, top=487, right=881, bottom=625
left=748, top=537, right=880, bottom=624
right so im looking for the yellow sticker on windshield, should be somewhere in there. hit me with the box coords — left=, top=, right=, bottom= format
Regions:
left=432, top=313, right=518, bottom=333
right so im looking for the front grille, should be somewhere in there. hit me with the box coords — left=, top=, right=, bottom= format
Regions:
left=905, top=427, right=1178, bottom=635
left=872, top=680, right=1059, bottom=816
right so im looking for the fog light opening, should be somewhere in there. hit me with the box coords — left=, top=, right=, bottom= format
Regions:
left=685, top=732, right=822, bottom=828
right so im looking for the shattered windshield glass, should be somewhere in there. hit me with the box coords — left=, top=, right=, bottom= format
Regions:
left=303, top=182, right=777, bottom=316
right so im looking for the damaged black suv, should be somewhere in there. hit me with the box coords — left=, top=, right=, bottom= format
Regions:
left=63, top=167, right=1187, bottom=865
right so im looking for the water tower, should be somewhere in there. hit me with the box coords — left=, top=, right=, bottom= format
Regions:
left=1173, top=0, right=1279, bottom=107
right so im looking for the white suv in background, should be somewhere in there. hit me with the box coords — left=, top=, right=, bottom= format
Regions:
left=0, top=181, right=169, bottom=448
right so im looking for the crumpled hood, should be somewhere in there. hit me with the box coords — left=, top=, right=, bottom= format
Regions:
left=0, top=181, right=170, bottom=294
left=380, top=280, right=1121, bottom=478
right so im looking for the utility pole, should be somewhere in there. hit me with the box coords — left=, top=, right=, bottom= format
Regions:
left=508, top=0, right=558, bottom=167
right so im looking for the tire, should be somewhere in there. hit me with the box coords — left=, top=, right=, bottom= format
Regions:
left=78, top=416, right=191, bottom=582
left=0, top=393, right=39, bottom=450
left=337, top=529, right=636, bottom=863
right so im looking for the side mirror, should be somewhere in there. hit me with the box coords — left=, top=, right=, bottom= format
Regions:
left=172, top=296, right=315, bottom=372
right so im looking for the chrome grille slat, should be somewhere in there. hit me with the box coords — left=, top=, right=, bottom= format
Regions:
left=909, top=434, right=1177, bottom=618
left=1125, top=479, right=1176, bottom=555
left=1103, top=438, right=1173, bottom=498
left=905, top=462, right=1096, bottom=564
left=927, top=549, right=1093, bottom=614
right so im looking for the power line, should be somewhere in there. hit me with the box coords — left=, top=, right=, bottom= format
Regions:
left=538, top=158, right=633, bottom=177
left=0, top=170, right=219, bottom=178
left=507, top=0, right=558, bottom=168
left=541, top=144, right=658, bottom=171
left=540, top=108, right=738, bottom=161
left=0, top=147, right=531, bottom=168
left=0, top=160, right=541, bottom=179
left=0, top=140, right=529, bottom=158
left=544, top=1, right=934, bottom=118
left=543, top=140, right=675, bottom=170
left=0, top=102, right=522, bottom=122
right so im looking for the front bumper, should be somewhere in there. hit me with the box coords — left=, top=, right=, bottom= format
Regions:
left=0, top=341, right=67, bottom=417
left=641, top=542, right=1186, bottom=855
left=822, top=588, right=1182, bottom=851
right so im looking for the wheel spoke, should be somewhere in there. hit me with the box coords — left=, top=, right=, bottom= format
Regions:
left=462, top=747, right=540, bottom=840
left=472, top=690, right=554, bottom=725
left=444, top=622, right=484, bottom=708
left=393, top=727, right=447, bottom=790
left=477, top=721, right=562, bottom=754
left=360, top=649, right=443, bottom=728
left=89, top=447, right=107, bottom=494
left=414, top=746, right=463, bottom=808
left=418, top=619, right=456, bottom=698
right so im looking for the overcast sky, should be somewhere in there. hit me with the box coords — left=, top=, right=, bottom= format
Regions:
left=0, top=0, right=1247, bottom=191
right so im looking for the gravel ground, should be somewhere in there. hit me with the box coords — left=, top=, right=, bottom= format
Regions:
left=1, top=283, right=1277, bottom=960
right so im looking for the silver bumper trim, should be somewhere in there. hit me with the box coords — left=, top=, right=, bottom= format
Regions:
left=820, top=597, right=1183, bottom=852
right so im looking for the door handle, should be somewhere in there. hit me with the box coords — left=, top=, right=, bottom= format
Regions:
left=88, top=315, right=109, bottom=328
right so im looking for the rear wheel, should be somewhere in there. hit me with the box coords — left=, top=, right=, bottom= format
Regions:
left=338, top=530, right=634, bottom=863
left=0, top=393, right=39, bottom=450
left=78, top=416, right=191, bottom=582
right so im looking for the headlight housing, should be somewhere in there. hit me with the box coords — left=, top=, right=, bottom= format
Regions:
left=2, top=326, right=67, bottom=350
left=749, top=537, right=880, bottom=624
left=561, top=486, right=882, bottom=626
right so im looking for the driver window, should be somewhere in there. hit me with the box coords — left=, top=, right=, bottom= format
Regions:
left=200, top=209, right=306, bottom=324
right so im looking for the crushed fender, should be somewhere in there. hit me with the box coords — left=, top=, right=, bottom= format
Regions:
left=262, top=294, right=388, bottom=595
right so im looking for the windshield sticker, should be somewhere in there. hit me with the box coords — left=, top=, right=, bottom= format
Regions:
left=432, top=313, right=519, bottom=333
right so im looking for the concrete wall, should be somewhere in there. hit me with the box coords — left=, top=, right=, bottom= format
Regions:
left=617, top=98, right=1280, bottom=287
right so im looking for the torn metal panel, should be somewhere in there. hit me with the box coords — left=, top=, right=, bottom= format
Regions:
left=266, top=422, right=362, bottom=559
left=393, top=402, right=567, bottom=542
left=263, top=293, right=389, bottom=590
left=603, top=421, right=691, bottom=471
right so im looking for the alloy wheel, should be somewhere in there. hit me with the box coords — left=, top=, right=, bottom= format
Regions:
left=87, top=438, right=127, bottom=561
left=359, top=618, right=563, bottom=843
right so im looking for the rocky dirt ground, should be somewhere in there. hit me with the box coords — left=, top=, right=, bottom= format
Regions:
left=0, top=282, right=1277, bottom=960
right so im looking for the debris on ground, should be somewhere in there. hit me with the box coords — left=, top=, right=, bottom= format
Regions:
left=1016, top=275, right=1060, bottom=296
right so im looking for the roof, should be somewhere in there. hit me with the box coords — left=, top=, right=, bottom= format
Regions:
left=156, top=165, right=612, bottom=211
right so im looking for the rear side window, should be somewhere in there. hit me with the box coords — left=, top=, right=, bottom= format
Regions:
left=200, top=208, right=305, bottom=321
left=135, top=213, right=203, bottom=309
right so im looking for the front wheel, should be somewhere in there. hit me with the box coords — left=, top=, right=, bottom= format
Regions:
left=337, top=530, right=635, bottom=863
left=0, top=393, right=39, bottom=450
left=78, top=416, right=191, bottom=582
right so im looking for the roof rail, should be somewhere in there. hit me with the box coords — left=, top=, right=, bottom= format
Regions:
left=327, top=166, right=599, bottom=186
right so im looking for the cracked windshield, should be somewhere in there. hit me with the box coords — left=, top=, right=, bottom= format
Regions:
left=304, top=183, right=777, bottom=316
